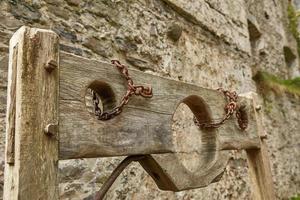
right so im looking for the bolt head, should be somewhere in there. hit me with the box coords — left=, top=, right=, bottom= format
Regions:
left=44, top=59, right=58, bottom=72
left=44, top=123, right=58, bottom=138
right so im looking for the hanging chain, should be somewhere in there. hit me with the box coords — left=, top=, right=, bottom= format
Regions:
left=193, top=88, right=248, bottom=130
left=92, top=60, right=153, bottom=120
left=91, top=60, right=247, bottom=129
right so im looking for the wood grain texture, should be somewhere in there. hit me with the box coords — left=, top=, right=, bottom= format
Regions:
left=59, top=53, right=261, bottom=191
left=5, top=46, right=17, bottom=165
left=59, top=53, right=260, bottom=160
left=139, top=96, right=228, bottom=190
left=246, top=93, right=275, bottom=200
left=3, top=26, right=59, bottom=200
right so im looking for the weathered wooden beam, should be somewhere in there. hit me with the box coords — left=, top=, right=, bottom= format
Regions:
left=3, top=26, right=59, bottom=200
left=58, top=52, right=262, bottom=191
left=59, top=52, right=260, bottom=160
left=4, top=53, right=260, bottom=159
left=246, top=93, right=276, bottom=200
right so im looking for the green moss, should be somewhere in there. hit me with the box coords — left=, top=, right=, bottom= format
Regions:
left=287, top=3, right=300, bottom=56
left=253, top=71, right=300, bottom=96
left=291, top=194, right=300, bottom=200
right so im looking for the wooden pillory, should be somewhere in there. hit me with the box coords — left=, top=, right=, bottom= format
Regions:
left=3, top=26, right=275, bottom=199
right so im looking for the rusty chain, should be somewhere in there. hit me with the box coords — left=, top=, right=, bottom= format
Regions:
left=92, top=60, right=153, bottom=120
left=91, top=60, right=247, bottom=130
left=193, top=88, right=248, bottom=130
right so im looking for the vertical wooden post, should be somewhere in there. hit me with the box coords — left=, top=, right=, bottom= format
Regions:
left=246, top=93, right=276, bottom=200
left=3, top=26, right=59, bottom=200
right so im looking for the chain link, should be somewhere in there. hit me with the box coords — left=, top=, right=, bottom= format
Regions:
left=92, top=60, right=153, bottom=120
left=91, top=60, right=247, bottom=129
left=193, top=88, right=248, bottom=130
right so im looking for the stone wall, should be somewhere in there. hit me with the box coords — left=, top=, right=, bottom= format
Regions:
left=0, top=0, right=299, bottom=199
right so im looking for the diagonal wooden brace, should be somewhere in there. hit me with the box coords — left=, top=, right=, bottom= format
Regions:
left=3, top=26, right=275, bottom=200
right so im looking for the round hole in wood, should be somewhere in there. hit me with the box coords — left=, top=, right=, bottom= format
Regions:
left=84, top=80, right=116, bottom=118
left=172, top=95, right=218, bottom=173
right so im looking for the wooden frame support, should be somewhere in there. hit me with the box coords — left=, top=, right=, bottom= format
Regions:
left=2, top=26, right=275, bottom=199
left=3, top=26, right=59, bottom=200
left=246, top=93, right=276, bottom=200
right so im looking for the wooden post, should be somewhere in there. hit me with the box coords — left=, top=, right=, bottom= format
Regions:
left=246, top=93, right=276, bottom=200
left=3, top=26, right=59, bottom=200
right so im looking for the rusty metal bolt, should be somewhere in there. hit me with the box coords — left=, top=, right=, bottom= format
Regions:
left=44, top=123, right=58, bottom=139
left=45, top=59, right=58, bottom=72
